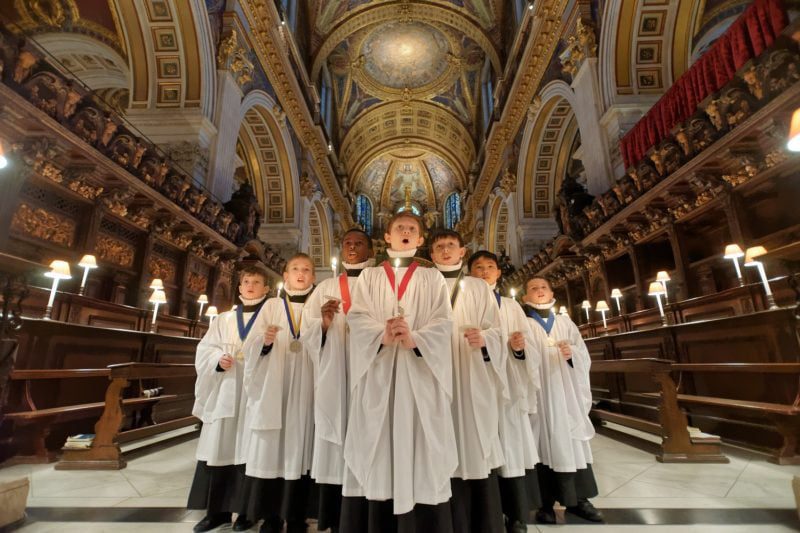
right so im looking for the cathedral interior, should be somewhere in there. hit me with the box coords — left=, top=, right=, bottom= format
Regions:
left=1, top=0, right=800, bottom=531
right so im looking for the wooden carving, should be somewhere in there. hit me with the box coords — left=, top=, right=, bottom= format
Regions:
left=96, top=235, right=135, bottom=268
left=10, top=203, right=75, bottom=247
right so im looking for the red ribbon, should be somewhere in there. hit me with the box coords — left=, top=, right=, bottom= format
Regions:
left=382, top=260, right=419, bottom=303
left=338, top=273, right=351, bottom=315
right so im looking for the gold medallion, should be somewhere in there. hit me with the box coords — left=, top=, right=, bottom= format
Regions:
left=235, top=350, right=244, bottom=361
left=290, top=339, right=302, bottom=353
left=547, top=337, right=555, bottom=347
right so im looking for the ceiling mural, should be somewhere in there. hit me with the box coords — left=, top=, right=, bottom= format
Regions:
left=308, top=0, right=505, bottom=225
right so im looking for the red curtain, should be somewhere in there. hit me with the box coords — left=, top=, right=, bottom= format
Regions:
left=619, top=0, right=788, bottom=169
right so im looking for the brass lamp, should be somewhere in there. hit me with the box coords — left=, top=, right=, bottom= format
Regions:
left=44, top=260, right=71, bottom=320
left=724, top=244, right=745, bottom=287
left=648, top=281, right=667, bottom=326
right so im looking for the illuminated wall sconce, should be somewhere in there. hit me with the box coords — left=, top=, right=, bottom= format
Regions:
left=648, top=281, right=667, bottom=326
left=44, top=260, right=71, bottom=320
left=581, top=300, right=591, bottom=323
left=205, top=305, right=218, bottom=323
left=655, top=271, right=671, bottom=303
left=77, top=254, right=97, bottom=296
left=744, top=246, right=777, bottom=309
left=595, top=300, right=610, bottom=332
left=724, top=244, right=745, bottom=287
left=149, top=289, right=167, bottom=333
left=610, top=288, right=623, bottom=315
left=197, top=294, right=208, bottom=319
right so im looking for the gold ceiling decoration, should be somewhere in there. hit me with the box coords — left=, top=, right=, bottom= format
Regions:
left=239, top=0, right=353, bottom=226
left=341, top=100, right=475, bottom=186
left=464, top=0, right=567, bottom=233
left=310, top=1, right=500, bottom=84
left=348, top=20, right=463, bottom=100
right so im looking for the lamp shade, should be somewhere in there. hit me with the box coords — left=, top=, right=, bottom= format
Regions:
left=197, top=294, right=209, bottom=304
left=149, top=278, right=164, bottom=290
left=610, top=288, right=623, bottom=298
left=788, top=108, right=800, bottom=152
left=205, top=305, right=218, bottom=318
left=648, top=281, right=666, bottom=296
left=744, top=246, right=768, bottom=266
left=558, top=306, right=568, bottom=315
left=595, top=300, right=610, bottom=311
left=45, top=260, right=72, bottom=280
left=78, top=254, right=97, bottom=269
left=581, top=300, right=591, bottom=309
left=655, top=271, right=671, bottom=282
left=149, top=289, right=167, bottom=304
left=0, top=141, right=7, bottom=169
left=723, top=244, right=744, bottom=259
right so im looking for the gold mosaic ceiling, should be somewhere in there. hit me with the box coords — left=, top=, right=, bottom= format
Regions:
left=308, top=0, right=503, bottom=210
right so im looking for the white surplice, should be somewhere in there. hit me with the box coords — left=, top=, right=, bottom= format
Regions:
left=443, top=275, right=506, bottom=479
left=343, top=262, right=457, bottom=515
left=243, top=296, right=314, bottom=480
left=526, top=311, right=595, bottom=472
left=302, top=273, right=357, bottom=485
left=192, top=304, right=263, bottom=466
left=496, top=295, right=541, bottom=478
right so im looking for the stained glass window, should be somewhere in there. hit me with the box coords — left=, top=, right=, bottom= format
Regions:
left=444, top=192, right=461, bottom=229
left=355, top=195, right=373, bottom=236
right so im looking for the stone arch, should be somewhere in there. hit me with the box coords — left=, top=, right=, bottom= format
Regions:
left=307, top=200, right=333, bottom=269
left=486, top=195, right=509, bottom=254
left=517, top=83, right=581, bottom=220
left=238, top=90, right=299, bottom=225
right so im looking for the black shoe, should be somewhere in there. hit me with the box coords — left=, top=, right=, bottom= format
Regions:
left=259, top=517, right=283, bottom=533
left=194, top=513, right=232, bottom=532
left=506, top=519, right=528, bottom=533
left=565, top=499, right=605, bottom=523
left=535, top=508, right=557, bottom=524
left=233, top=515, right=255, bottom=531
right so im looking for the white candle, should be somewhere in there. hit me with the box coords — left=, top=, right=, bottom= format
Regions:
left=331, top=257, right=338, bottom=276
left=510, top=288, right=516, bottom=299
left=277, top=282, right=283, bottom=298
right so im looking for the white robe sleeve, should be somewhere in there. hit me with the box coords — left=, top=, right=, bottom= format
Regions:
left=565, top=317, right=593, bottom=416
left=243, top=299, right=285, bottom=431
left=507, top=300, right=542, bottom=414
left=302, top=279, right=347, bottom=446
left=192, top=313, right=239, bottom=423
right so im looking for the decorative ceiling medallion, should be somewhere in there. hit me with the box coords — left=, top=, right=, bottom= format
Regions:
left=358, top=21, right=450, bottom=88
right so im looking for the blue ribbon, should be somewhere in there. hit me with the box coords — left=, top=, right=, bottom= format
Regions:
left=236, top=304, right=262, bottom=341
left=525, top=306, right=555, bottom=335
left=282, top=295, right=301, bottom=340
left=494, top=291, right=502, bottom=308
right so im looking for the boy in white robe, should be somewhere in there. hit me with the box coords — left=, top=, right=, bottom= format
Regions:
left=429, top=231, right=506, bottom=533
left=341, top=212, right=457, bottom=533
left=238, top=254, right=316, bottom=533
left=302, top=228, right=374, bottom=532
left=187, top=264, right=269, bottom=532
left=469, top=251, right=542, bottom=533
left=522, top=276, right=603, bottom=524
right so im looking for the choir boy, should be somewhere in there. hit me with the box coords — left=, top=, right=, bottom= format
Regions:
left=302, top=228, right=374, bottom=532
left=187, top=264, right=270, bottom=532
left=468, top=251, right=542, bottom=533
left=521, top=276, right=603, bottom=524
left=340, top=212, right=457, bottom=533
left=430, top=233, right=506, bottom=533
left=239, top=254, right=317, bottom=533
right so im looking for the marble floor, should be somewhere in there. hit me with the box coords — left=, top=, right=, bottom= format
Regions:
left=1, top=423, right=798, bottom=532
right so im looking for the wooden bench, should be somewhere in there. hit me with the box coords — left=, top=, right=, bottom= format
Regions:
left=662, top=363, right=800, bottom=465
left=591, top=358, right=728, bottom=463
left=2, top=366, right=194, bottom=465
left=56, top=362, right=197, bottom=470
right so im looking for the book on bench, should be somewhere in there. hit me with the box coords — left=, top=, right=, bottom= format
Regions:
left=63, top=434, right=95, bottom=449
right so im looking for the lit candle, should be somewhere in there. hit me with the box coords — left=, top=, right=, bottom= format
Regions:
left=724, top=244, right=745, bottom=287
left=558, top=305, right=568, bottom=315
left=77, top=254, right=97, bottom=296
left=44, top=260, right=72, bottom=320
left=205, top=305, right=218, bottom=323
left=596, top=300, right=609, bottom=331
left=744, top=246, right=777, bottom=309
left=610, top=288, right=623, bottom=315
left=648, top=281, right=667, bottom=326
left=277, top=282, right=284, bottom=298
left=331, top=257, right=338, bottom=277
left=509, top=288, right=516, bottom=299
